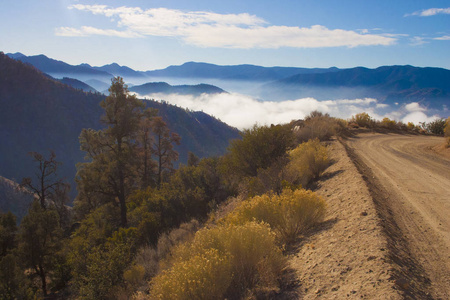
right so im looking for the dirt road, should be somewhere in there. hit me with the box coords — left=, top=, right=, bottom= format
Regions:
left=345, top=133, right=450, bottom=299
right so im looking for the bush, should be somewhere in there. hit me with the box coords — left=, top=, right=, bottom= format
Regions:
left=426, top=118, right=446, bottom=135
left=293, top=111, right=346, bottom=143
left=156, top=219, right=200, bottom=262
left=224, top=189, right=326, bottom=244
left=380, top=117, right=397, bottom=130
left=221, top=124, right=295, bottom=179
left=149, top=249, right=232, bottom=300
left=134, top=246, right=159, bottom=282
left=350, top=112, right=374, bottom=128
left=285, top=139, right=330, bottom=188
left=150, top=222, right=284, bottom=299
left=124, top=265, right=146, bottom=289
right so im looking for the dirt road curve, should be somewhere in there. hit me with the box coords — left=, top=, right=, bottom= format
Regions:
left=345, top=133, right=450, bottom=299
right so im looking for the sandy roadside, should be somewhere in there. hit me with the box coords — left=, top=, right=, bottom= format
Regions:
left=284, top=139, right=401, bottom=299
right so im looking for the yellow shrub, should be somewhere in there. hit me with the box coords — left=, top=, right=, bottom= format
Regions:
left=149, top=248, right=232, bottom=300
left=224, top=189, right=326, bottom=244
left=380, top=117, right=397, bottom=129
left=150, top=222, right=284, bottom=299
left=285, top=139, right=329, bottom=187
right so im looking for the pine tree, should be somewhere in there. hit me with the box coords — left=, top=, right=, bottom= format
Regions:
left=77, top=77, right=145, bottom=227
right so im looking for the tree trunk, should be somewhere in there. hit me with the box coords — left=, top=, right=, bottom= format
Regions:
left=117, top=138, right=127, bottom=228
left=38, top=263, right=47, bottom=296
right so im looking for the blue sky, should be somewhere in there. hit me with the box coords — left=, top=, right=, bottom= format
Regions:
left=1, top=0, right=449, bottom=70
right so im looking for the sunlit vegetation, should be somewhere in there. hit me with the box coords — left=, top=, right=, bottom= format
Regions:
left=348, top=111, right=448, bottom=136
left=3, top=52, right=448, bottom=299
left=292, top=110, right=348, bottom=143
left=223, top=189, right=326, bottom=244
left=1, top=77, right=339, bottom=299
left=149, top=222, right=284, bottom=299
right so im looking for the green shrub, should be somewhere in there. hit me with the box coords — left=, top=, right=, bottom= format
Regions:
left=221, top=124, right=295, bottom=179
left=224, top=189, right=326, bottom=244
left=426, top=118, right=446, bottom=135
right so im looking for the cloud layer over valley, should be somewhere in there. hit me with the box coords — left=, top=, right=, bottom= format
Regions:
left=133, top=91, right=443, bottom=130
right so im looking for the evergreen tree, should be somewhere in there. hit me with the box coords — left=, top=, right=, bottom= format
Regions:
left=77, top=77, right=145, bottom=227
left=152, top=116, right=181, bottom=189
left=17, top=202, right=62, bottom=296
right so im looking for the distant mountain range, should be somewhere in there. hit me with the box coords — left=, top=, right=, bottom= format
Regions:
left=5, top=52, right=450, bottom=110
left=261, top=65, right=450, bottom=107
left=0, top=52, right=240, bottom=203
left=144, top=61, right=339, bottom=80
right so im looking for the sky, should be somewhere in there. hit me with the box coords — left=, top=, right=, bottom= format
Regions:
left=1, top=0, right=449, bottom=71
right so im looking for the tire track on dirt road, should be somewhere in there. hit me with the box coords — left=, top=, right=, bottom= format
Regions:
left=344, top=133, right=450, bottom=299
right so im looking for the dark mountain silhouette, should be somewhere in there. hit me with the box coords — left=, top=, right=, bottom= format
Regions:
left=145, top=61, right=339, bottom=81
left=129, top=82, right=226, bottom=96
left=0, top=52, right=240, bottom=203
left=6, top=53, right=113, bottom=78
left=57, top=77, right=98, bottom=93
left=262, top=65, right=450, bottom=108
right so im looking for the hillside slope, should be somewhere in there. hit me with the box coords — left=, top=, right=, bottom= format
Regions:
left=0, top=52, right=240, bottom=202
left=0, top=176, right=34, bottom=221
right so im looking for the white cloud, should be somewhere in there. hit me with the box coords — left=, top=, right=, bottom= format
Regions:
left=55, top=26, right=143, bottom=38
left=56, top=5, right=396, bottom=48
left=376, top=103, right=389, bottom=108
left=406, top=7, right=450, bottom=17
left=133, top=90, right=439, bottom=129
left=405, top=102, right=426, bottom=112
left=402, top=112, right=439, bottom=124
left=409, top=36, right=428, bottom=46
left=434, top=35, right=450, bottom=40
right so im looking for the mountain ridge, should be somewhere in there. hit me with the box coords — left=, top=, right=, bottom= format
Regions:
left=261, top=64, right=450, bottom=107
left=129, top=82, right=226, bottom=96
left=5, top=52, right=449, bottom=109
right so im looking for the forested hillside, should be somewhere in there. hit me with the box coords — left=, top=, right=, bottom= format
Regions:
left=0, top=53, right=240, bottom=202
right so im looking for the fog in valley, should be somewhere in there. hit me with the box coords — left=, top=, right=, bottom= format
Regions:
left=128, top=78, right=444, bottom=130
